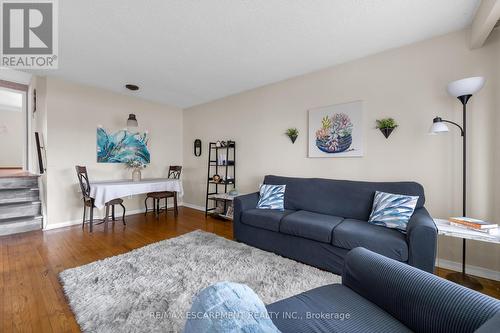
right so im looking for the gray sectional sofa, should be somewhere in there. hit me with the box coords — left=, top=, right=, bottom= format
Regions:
left=234, top=175, right=438, bottom=274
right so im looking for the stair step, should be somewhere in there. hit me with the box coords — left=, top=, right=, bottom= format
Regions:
left=0, top=216, right=42, bottom=236
left=0, top=177, right=38, bottom=189
left=0, top=201, right=41, bottom=219
left=0, top=188, right=39, bottom=204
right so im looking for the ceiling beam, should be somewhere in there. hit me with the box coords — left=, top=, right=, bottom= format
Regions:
left=470, top=0, right=500, bottom=49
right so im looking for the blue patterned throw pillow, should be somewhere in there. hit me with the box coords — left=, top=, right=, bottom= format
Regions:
left=368, top=191, right=419, bottom=232
left=256, top=184, right=286, bottom=210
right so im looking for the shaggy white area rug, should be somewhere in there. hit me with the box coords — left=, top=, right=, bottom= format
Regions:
left=60, top=230, right=340, bottom=332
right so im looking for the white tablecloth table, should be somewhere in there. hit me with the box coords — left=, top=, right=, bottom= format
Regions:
left=89, top=178, right=183, bottom=209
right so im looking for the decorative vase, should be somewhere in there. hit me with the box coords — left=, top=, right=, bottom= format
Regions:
left=380, top=127, right=395, bottom=139
left=288, top=134, right=298, bottom=144
left=132, top=168, right=142, bottom=182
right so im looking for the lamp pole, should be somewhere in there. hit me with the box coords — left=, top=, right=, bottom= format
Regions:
left=447, top=94, right=482, bottom=290
left=459, top=96, right=469, bottom=287
left=458, top=94, right=470, bottom=219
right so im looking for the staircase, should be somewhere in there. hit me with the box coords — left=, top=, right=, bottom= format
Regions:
left=0, top=174, right=43, bottom=236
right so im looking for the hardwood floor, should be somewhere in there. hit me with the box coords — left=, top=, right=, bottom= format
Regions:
left=0, top=207, right=498, bottom=332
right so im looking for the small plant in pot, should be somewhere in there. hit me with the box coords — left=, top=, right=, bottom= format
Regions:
left=285, top=128, right=299, bottom=144
left=376, top=118, right=398, bottom=139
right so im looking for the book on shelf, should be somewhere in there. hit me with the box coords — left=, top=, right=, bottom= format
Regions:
left=448, top=217, right=498, bottom=230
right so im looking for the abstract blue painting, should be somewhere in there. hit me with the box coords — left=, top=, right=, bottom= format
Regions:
left=97, top=127, right=150, bottom=163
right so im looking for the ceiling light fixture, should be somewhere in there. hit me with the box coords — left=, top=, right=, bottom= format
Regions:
left=125, top=84, right=139, bottom=91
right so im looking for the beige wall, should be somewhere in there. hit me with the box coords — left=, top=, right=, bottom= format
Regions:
left=495, top=28, right=500, bottom=232
left=41, top=77, right=183, bottom=226
left=0, top=106, right=23, bottom=167
left=183, top=29, right=500, bottom=274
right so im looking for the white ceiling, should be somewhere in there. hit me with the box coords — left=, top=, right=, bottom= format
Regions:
left=43, top=0, right=480, bottom=108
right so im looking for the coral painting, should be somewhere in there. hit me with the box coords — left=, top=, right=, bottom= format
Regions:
left=97, top=127, right=150, bottom=163
left=308, top=101, right=363, bottom=157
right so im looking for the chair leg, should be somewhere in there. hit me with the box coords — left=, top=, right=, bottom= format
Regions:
left=112, top=205, right=116, bottom=221
left=82, top=204, right=86, bottom=229
left=89, top=207, right=94, bottom=232
left=104, top=204, right=110, bottom=231
left=144, top=197, right=149, bottom=215
left=120, top=203, right=126, bottom=225
left=165, top=197, right=168, bottom=217
left=174, top=193, right=178, bottom=217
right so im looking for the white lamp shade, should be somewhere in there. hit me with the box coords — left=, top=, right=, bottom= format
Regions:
left=447, top=77, right=485, bottom=97
left=429, top=121, right=449, bottom=134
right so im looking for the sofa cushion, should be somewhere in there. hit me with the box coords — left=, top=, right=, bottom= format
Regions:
left=280, top=210, right=344, bottom=243
left=332, top=219, right=408, bottom=261
left=264, top=175, right=425, bottom=221
left=241, top=209, right=294, bottom=232
left=256, top=184, right=286, bottom=210
left=368, top=191, right=419, bottom=232
left=267, top=284, right=411, bottom=333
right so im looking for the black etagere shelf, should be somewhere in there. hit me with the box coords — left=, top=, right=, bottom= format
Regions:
left=205, top=141, right=236, bottom=220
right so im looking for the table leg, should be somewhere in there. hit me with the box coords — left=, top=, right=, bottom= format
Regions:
left=104, top=205, right=109, bottom=231
left=89, top=207, right=93, bottom=233
left=174, top=192, right=178, bottom=216
left=446, top=239, right=482, bottom=290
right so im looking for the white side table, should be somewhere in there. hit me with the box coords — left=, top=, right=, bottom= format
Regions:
left=434, top=218, right=499, bottom=290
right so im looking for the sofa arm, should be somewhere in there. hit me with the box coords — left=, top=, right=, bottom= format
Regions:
left=406, top=207, right=437, bottom=273
left=233, top=192, right=259, bottom=240
left=342, top=248, right=500, bottom=333
left=234, top=192, right=259, bottom=214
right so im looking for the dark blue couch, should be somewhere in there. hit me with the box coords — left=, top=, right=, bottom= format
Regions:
left=234, top=175, right=438, bottom=273
left=267, top=248, right=500, bottom=333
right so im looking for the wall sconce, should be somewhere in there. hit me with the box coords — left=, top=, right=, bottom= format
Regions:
left=127, top=114, right=138, bottom=127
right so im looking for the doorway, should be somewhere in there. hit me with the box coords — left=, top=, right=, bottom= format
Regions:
left=0, top=82, right=28, bottom=171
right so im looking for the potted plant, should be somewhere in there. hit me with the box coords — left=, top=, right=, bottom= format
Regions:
left=376, top=118, right=398, bottom=139
left=126, top=159, right=148, bottom=181
left=285, top=128, right=299, bottom=143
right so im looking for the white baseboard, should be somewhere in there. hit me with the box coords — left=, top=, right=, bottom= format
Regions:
left=436, top=258, right=500, bottom=281
left=43, top=219, right=81, bottom=230
left=43, top=207, right=147, bottom=230
left=43, top=202, right=203, bottom=231
left=181, top=202, right=205, bottom=212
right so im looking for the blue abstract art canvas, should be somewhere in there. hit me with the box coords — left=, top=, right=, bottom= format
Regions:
left=97, top=127, right=150, bottom=163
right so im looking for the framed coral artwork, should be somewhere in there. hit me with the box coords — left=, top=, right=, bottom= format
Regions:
left=308, top=101, right=363, bottom=158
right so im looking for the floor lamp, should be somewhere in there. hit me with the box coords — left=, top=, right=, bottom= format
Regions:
left=429, top=76, right=485, bottom=290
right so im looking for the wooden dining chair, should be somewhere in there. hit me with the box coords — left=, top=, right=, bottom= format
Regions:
left=145, top=166, right=182, bottom=217
left=75, top=166, right=126, bottom=232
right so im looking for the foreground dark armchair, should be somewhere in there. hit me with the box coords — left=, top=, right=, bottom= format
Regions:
left=268, top=248, right=500, bottom=333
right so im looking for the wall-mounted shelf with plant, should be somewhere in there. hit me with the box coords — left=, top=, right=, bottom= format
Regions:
left=285, top=128, right=299, bottom=143
left=376, top=118, right=398, bottom=139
